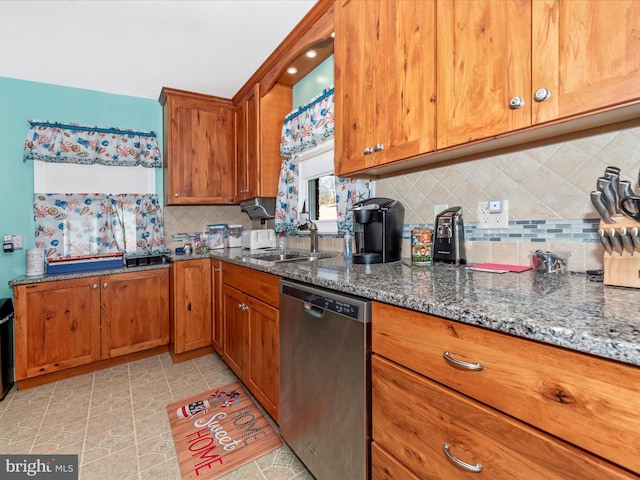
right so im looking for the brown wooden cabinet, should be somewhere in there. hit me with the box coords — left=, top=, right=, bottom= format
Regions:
left=335, top=0, right=437, bottom=176
left=371, top=301, right=640, bottom=478
left=170, top=259, right=212, bottom=358
left=221, top=262, right=280, bottom=422
left=101, top=269, right=169, bottom=358
left=211, top=258, right=223, bottom=353
left=234, top=83, right=292, bottom=201
left=159, top=87, right=235, bottom=205
left=13, top=269, right=169, bottom=383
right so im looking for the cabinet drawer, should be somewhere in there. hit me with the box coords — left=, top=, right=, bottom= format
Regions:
left=372, top=302, right=640, bottom=473
left=372, top=355, right=634, bottom=480
left=371, top=441, right=420, bottom=480
left=222, top=262, right=280, bottom=308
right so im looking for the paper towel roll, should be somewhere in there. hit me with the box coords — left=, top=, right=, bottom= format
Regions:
left=26, top=248, right=45, bottom=276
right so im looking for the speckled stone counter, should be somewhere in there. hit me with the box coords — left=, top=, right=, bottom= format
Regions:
left=197, top=248, right=640, bottom=367
left=10, top=250, right=640, bottom=367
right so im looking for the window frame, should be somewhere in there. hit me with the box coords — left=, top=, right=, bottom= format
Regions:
left=296, top=139, right=337, bottom=235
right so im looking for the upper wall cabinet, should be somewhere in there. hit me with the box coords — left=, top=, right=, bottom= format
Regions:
left=335, top=0, right=437, bottom=177
left=437, top=0, right=640, bottom=148
left=234, top=83, right=292, bottom=202
left=335, top=0, right=640, bottom=178
left=159, top=87, right=235, bottom=205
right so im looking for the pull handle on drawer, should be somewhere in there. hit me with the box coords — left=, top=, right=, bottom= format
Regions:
left=442, top=443, right=483, bottom=473
left=443, top=351, right=483, bottom=371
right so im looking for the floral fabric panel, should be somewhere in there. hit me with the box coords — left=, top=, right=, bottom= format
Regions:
left=335, top=177, right=374, bottom=233
left=24, top=120, right=161, bottom=168
left=34, top=193, right=166, bottom=260
left=274, top=155, right=300, bottom=234
left=280, top=87, right=335, bottom=157
left=276, top=87, right=373, bottom=234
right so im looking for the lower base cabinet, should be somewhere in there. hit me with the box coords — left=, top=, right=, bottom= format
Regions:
left=14, top=268, right=169, bottom=382
left=371, top=301, right=640, bottom=478
left=221, top=262, right=280, bottom=422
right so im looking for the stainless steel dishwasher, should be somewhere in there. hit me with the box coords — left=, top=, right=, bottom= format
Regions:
left=280, top=279, right=371, bottom=480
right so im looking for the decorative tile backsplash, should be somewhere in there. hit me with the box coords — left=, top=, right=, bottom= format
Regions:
left=162, top=123, right=640, bottom=272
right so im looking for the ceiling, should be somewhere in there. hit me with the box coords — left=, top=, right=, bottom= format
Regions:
left=0, top=0, right=317, bottom=100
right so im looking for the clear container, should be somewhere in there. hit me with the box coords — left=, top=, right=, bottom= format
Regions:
left=344, top=232, right=353, bottom=259
left=530, top=250, right=570, bottom=274
left=227, top=224, right=243, bottom=248
left=207, top=224, right=227, bottom=249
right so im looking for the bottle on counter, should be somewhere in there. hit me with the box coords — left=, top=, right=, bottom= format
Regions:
left=344, top=232, right=353, bottom=259
left=279, top=231, right=287, bottom=254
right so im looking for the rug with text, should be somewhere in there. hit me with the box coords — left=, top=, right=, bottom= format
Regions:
left=167, top=381, right=282, bottom=479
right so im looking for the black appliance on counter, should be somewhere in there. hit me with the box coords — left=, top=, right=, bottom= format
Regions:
left=432, top=206, right=466, bottom=265
left=350, top=197, right=404, bottom=264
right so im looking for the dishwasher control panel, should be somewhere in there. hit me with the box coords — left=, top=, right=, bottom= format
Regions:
left=281, top=282, right=369, bottom=322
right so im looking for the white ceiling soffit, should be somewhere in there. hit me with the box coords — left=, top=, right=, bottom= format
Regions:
left=0, top=0, right=317, bottom=99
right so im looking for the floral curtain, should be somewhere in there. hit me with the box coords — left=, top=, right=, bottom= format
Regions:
left=275, top=87, right=372, bottom=234
left=34, top=193, right=166, bottom=260
left=24, top=119, right=161, bottom=168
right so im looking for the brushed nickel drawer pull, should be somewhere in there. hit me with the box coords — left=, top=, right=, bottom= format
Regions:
left=443, top=351, right=483, bottom=371
left=442, top=443, right=483, bottom=473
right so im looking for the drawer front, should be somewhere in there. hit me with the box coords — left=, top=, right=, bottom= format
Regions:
left=222, top=262, right=280, bottom=308
left=371, top=441, right=420, bottom=480
left=372, top=302, right=640, bottom=473
left=372, top=355, right=634, bottom=480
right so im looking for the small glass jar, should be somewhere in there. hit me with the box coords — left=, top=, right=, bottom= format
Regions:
left=344, top=232, right=353, bottom=259
left=207, top=224, right=227, bottom=249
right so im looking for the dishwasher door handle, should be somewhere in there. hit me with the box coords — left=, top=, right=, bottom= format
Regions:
left=303, top=302, right=325, bottom=319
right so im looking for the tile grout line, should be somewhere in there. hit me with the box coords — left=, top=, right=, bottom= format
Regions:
left=79, top=371, right=96, bottom=475
left=29, top=383, right=56, bottom=454
left=128, top=363, right=143, bottom=480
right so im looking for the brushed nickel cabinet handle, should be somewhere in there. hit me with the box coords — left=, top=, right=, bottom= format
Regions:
left=103, top=283, right=108, bottom=289
left=363, top=146, right=373, bottom=155
left=442, top=443, right=483, bottom=473
left=174, top=193, right=179, bottom=197
left=509, top=96, right=525, bottom=110
left=534, top=87, right=552, bottom=102
left=92, top=284, right=98, bottom=290
left=373, top=143, right=384, bottom=152
left=443, top=351, right=483, bottom=371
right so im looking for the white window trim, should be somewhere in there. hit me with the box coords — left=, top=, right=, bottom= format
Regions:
left=297, top=139, right=337, bottom=235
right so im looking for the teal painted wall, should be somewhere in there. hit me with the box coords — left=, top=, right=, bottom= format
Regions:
left=292, top=55, right=334, bottom=108
left=0, top=77, right=162, bottom=298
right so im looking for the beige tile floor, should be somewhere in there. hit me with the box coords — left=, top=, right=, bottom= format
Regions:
left=0, top=352, right=314, bottom=480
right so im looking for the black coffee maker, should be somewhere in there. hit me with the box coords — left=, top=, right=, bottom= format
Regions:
left=350, top=198, right=404, bottom=264
left=432, top=206, right=466, bottom=265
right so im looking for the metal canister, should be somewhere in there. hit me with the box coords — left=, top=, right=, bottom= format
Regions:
left=411, top=227, right=433, bottom=265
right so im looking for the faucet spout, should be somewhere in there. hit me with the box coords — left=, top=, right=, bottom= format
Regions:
left=309, top=222, right=318, bottom=253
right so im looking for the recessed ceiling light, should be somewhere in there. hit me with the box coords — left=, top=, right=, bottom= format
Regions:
left=305, top=49, right=318, bottom=59
left=287, top=67, right=298, bottom=75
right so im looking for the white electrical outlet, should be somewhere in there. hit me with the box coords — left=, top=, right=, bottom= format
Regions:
left=477, top=200, right=509, bottom=229
left=13, top=234, right=23, bottom=250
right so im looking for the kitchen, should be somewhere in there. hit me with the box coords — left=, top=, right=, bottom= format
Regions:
left=2, top=1, right=640, bottom=479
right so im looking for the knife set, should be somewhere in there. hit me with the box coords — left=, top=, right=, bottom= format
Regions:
left=591, top=166, right=640, bottom=288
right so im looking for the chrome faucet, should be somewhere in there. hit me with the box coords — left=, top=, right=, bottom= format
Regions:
left=309, top=222, right=318, bottom=253
left=299, top=219, right=319, bottom=253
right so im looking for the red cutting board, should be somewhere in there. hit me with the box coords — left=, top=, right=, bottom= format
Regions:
left=472, top=263, right=532, bottom=273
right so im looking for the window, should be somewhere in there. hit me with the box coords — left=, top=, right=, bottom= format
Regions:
left=297, top=140, right=337, bottom=234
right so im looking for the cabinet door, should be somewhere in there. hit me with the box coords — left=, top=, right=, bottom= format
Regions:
left=437, top=0, right=531, bottom=148
left=246, top=296, right=279, bottom=422
left=221, top=284, right=248, bottom=378
left=532, top=0, right=640, bottom=124
left=234, top=87, right=258, bottom=201
left=161, top=88, right=235, bottom=205
left=211, top=259, right=223, bottom=353
left=101, top=269, right=169, bottom=358
left=171, top=259, right=212, bottom=354
left=336, top=0, right=436, bottom=175
left=13, top=277, right=101, bottom=379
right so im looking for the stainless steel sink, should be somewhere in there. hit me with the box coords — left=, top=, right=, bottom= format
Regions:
left=246, top=252, right=337, bottom=263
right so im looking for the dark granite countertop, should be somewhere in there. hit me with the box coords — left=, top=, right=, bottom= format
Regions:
left=10, top=248, right=640, bottom=367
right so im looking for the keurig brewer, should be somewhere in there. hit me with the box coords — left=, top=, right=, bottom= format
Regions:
left=432, top=206, right=466, bottom=265
left=350, top=198, right=404, bottom=264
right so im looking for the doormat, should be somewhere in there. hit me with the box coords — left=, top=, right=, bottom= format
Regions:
left=167, top=381, right=282, bottom=480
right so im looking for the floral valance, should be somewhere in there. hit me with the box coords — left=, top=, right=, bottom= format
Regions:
left=34, top=193, right=167, bottom=260
left=24, top=119, right=162, bottom=168
left=280, top=87, right=334, bottom=157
